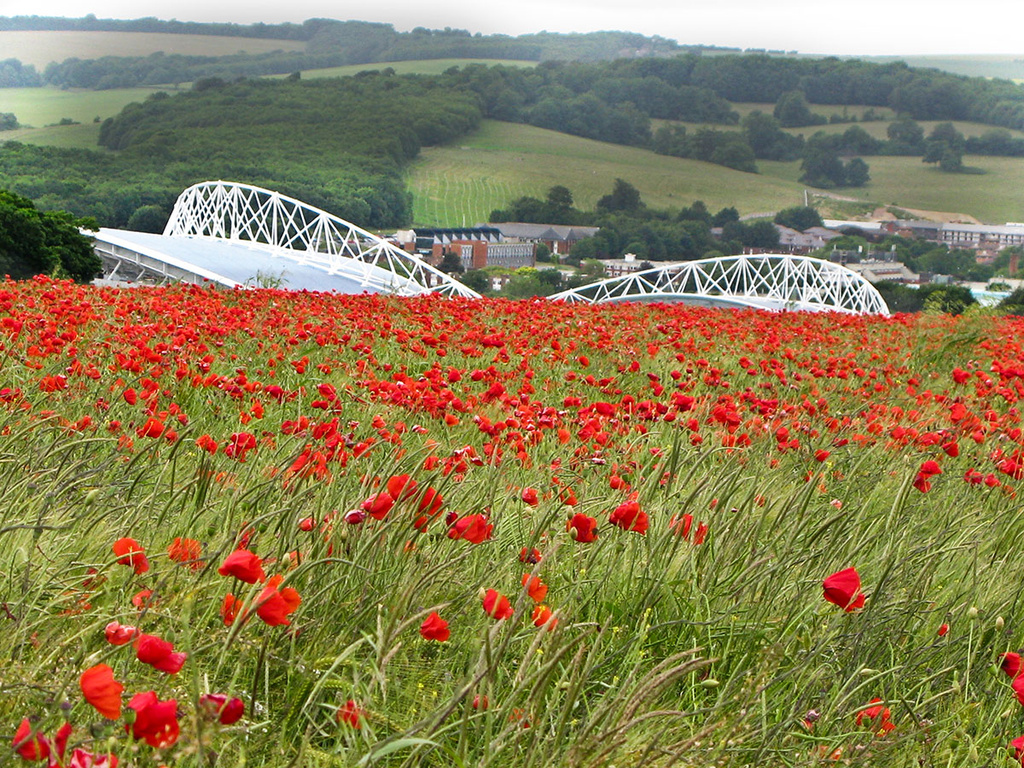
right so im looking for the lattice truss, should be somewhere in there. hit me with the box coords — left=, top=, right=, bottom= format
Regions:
left=163, top=181, right=479, bottom=298
left=550, top=254, right=890, bottom=315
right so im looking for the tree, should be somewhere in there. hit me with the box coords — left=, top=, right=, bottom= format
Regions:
left=886, top=117, right=925, bottom=154
left=0, top=190, right=100, bottom=282
left=741, top=110, right=803, bottom=160
left=460, top=269, right=489, bottom=293
left=596, top=178, right=643, bottom=213
left=127, top=204, right=168, bottom=233
left=800, top=145, right=846, bottom=188
left=745, top=220, right=781, bottom=249
left=712, top=207, right=740, bottom=227
left=546, top=185, right=574, bottom=212
left=774, top=206, right=823, bottom=231
left=773, top=90, right=824, bottom=128
left=709, top=135, right=757, bottom=172
left=678, top=200, right=711, bottom=223
left=0, top=112, right=19, bottom=131
left=844, top=157, right=871, bottom=187
left=439, top=251, right=465, bottom=275
left=923, top=122, right=966, bottom=172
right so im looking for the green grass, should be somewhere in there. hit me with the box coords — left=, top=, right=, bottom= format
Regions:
left=0, top=122, right=104, bottom=150
left=5, top=283, right=1024, bottom=767
left=661, top=105, right=1024, bottom=142
left=271, top=59, right=536, bottom=80
left=824, top=155, right=1024, bottom=223
left=0, top=86, right=169, bottom=129
left=0, top=30, right=306, bottom=69
left=754, top=154, right=1024, bottom=223
left=408, top=120, right=807, bottom=226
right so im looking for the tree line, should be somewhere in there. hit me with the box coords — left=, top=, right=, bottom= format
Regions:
left=3, top=74, right=483, bottom=230
left=12, top=40, right=1024, bottom=139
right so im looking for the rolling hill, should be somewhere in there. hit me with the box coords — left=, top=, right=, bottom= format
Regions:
left=408, top=120, right=1024, bottom=226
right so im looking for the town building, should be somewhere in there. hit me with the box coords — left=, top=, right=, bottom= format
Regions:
left=392, top=227, right=535, bottom=270
left=485, top=223, right=601, bottom=256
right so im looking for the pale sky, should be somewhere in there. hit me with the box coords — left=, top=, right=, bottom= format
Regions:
left=0, top=0, right=1020, bottom=57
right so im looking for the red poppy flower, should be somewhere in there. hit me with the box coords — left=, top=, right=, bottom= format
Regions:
left=134, top=633, right=187, bottom=674
left=532, top=604, right=556, bottom=628
left=336, top=699, right=364, bottom=729
left=566, top=513, right=598, bottom=543
left=13, top=718, right=49, bottom=762
left=167, top=537, right=203, bottom=569
left=1013, top=675, right=1024, bottom=707
left=693, top=522, right=709, bottom=545
left=1011, top=734, right=1024, bottom=766
left=386, top=474, right=418, bottom=502
left=519, top=547, right=542, bottom=564
left=521, top=573, right=548, bottom=603
left=127, top=691, right=179, bottom=748
left=447, top=514, right=493, bottom=544
left=669, top=513, right=693, bottom=538
left=112, top=538, right=149, bottom=575
left=104, top=621, right=139, bottom=646
left=419, top=611, right=450, bottom=642
left=80, top=664, right=123, bottom=720
left=254, top=575, right=301, bottom=627
left=609, top=500, right=648, bottom=535
left=521, top=487, right=539, bottom=506
left=937, top=623, right=949, bottom=637
left=136, top=418, right=164, bottom=439
left=1002, top=652, right=1023, bottom=679
left=217, top=549, right=265, bottom=584
left=199, top=693, right=245, bottom=725
left=221, top=593, right=244, bottom=626
left=360, top=491, right=395, bottom=520
left=855, top=698, right=894, bottom=736
left=482, top=588, right=513, bottom=620
left=822, top=567, right=865, bottom=612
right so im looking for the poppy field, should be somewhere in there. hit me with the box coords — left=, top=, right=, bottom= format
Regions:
left=5, top=277, right=1024, bottom=767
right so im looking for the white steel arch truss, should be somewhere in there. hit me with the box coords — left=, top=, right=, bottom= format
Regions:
left=549, top=254, right=889, bottom=315
left=163, top=181, right=479, bottom=298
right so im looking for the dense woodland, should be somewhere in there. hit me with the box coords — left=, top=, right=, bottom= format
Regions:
left=2, top=53, right=1024, bottom=234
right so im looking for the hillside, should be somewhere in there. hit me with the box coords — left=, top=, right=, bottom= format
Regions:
left=409, top=121, right=806, bottom=226
left=408, top=120, right=1024, bottom=226
left=0, top=30, right=305, bottom=69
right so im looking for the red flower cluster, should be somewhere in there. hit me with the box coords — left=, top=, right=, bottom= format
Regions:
left=913, top=459, right=943, bottom=493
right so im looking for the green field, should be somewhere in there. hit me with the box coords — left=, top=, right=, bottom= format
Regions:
left=0, top=86, right=169, bottom=129
left=408, top=120, right=807, bottom=226
left=0, top=30, right=306, bottom=69
left=660, top=105, right=1024, bottom=142
left=821, top=155, right=1024, bottom=223
left=271, top=58, right=536, bottom=80
left=408, top=119, right=1024, bottom=226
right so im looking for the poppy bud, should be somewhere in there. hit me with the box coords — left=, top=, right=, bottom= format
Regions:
left=344, top=509, right=366, bottom=525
